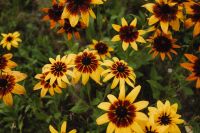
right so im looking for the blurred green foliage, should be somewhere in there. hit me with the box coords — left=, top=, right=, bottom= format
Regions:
left=0, top=0, right=200, bottom=133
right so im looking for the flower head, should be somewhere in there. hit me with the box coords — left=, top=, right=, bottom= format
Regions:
left=49, top=121, right=77, bottom=133
left=89, top=39, right=114, bottom=60
left=102, top=57, right=136, bottom=98
left=0, top=71, right=27, bottom=106
left=0, top=32, right=22, bottom=50
left=184, top=1, right=200, bottom=37
left=180, top=54, right=200, bottom=89
left=33, top=72, right=66, bottom=97
left=42, top=54, right=75, bottom=88
left=0, top=53, right=17, bottom=71
left=148, top=100, right=184, bottom=133
left=96, top=85, right=149, bottom=133
left=112, top=18, right=146, bottom=51
left=57, top=19, right=86, bottom=40
left=143, top=0, right=184, bottom=33
left=148, top=29, right=180, bottom=61
left=42, top=0, right=64, bottom=29
left=61, top=0, right=104, bottom=27
left=73, top=49, right=103, bottom=85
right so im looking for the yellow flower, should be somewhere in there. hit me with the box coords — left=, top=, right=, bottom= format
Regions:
left=33, top=72, right=66, bottom=97
left=148, top=100, right=184, bottom=133
left=147, top=29, right=180, bottom=61
left=42, top=54, right=75, bottom=88
left=101, top=57, right=136, bottom=98
left=96, top=85, right=149, bottom=133
left=180, top=54, right=200, bottom=89
left=72, top=49, right=103, bottom=85
left=184, top=1, right=200, bottom=37
left=0, top=32, right=22, bottom=50
left=143, top=0, right=183, bottom=33
left=57, top=19, right=86, bottom=40
left=112, top=18, right=146, bottom=51
left=41, top=0, right=65, bottom=29
left=0, top=53, right=17, bottom=71
left=88, top=39, right=114, bottom=60
left=61, top=0, right=104, bottom=27
left=0, top=71, right=27, bottom=106
left=49, top=121, right=77, bottom=133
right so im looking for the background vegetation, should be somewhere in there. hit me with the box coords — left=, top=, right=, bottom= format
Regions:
left=0, top=0, right=199, bottom=132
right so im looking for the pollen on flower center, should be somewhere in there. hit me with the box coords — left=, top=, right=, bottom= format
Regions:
left=0, top=79, right=8, bottom=88
left=158, top=113, right=172, bottom=125
left=82, top=57, right=91, bottom=65
left=6, top=36, right=13, bottom=42
left=95, top=42, right=108, bottom=55
left=119, top=26, right=139, bottom=42
left=153, top=36, right=172, bottom=52
left=108, top=100, right=136, bottom=127
left=117, top=65, right=125, bottom=72
left=48, top=4, right=63, bottom=21
left=0, top=75, right=15, bottom=95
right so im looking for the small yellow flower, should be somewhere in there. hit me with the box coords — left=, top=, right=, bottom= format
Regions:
left=96, top=85, right=149, bottom=133
left=33, top=72, right=66, bottom=97
left=143, top=0, right=184, bottom=33
left=72, top=49, right=103, bottom=85
left=61, top=0, right=104, bottom=27
left=0, top=32, right=22, bottom=50
left=180, top=54, right=200, bottom=89
left=88, top=39, right=114, bottom=60
left=49, top=121, right=77, bottom=133
left=42, top=54, right=75, bottom=88
left=112, top=17, right=146, bottom=51
left=147, top=29, right=180, bottom=61
left=0, top=53, right=17, bottom=71
left=148, top=100, right=184, bottom=133
left=101, top=57, right=136, bottom=98
left=0, top=71, right=27, bottom=106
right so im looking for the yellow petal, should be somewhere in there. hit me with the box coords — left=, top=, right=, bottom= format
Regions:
left=130, top=42, right=138, bottom=51
left=136, top=36, right=146, bottom=43
left=96, top=113, right=109, bottom=125
left=12, top=84, right=26, bottom=94
left=130, top=18, right=137, bottom=27
left=125, top=85, right=141, bottom=103
left=111, top=35, right=120, bottom=42
left=103, top=73, right=115, bottom=82
left=170, top=18, right=180, bottom=31
left=41, top=88, right=48, bottom=97
left=142, top=3, right=155, bottom=13
left=82, top=73, right=90, bottom=85
left=97, top=102, right=111, bottom=111
left=131, top=122, right=143, bottom=133
left=148, top=15, right=159, bottom=25
left=81, top=12, right=89, bottom=26
left=119, top=79, right=125, bottom=100
left=61, top=121, right=67, bottom=133
left=121, top=17, right=128, bottom=26
left=111, top=77, right=119, bottom=89
left=106, top=122, right=115, bottom=133
left=3, top=93, right=13, bottom=106
left=160, top=21, right=169, bottom=34
left=122, top=41, right=129, bottom=51
left=69, top=15, right=79, bottom=27
left=134, top=101, right=149, bottom=111
left=193, top=22, right=200, bottom=37
left=49, top=125, right=58, bottom=133
left=112, top=24, right=121, bottom=32
left=107, top=94, right=118, bottom=104
left=68, top=129, right=77, bottom=133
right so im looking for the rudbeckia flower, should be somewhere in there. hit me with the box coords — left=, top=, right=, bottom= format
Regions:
left=180, top=54, right=200, bottom=89
left=42, top=0, right=64, bottom=29
left=148, top=100, right=184, bottom=133
left=96, top=85, right=149, bottom=133
left=49, top=121, right=77, bottom=133
left=184, top=1, right=200, bottom=37
left=0, top=32, right=22, bottom=50
left=61, top=0, right=104, bottom=27
left=72, top=49, right=103, bottom=85
left=101, top=57, right=136, bottom=98
left=143, top=0, right=184, bottom=33
left=33, top=73, right=67, bottom=97
left=112, top=18, right=146, bottom=51
left=88, top=39, right=114, bottom=60
left=57, top=19, right=86, bottom=40
left=147, top=29, right=180, bottom=61
left=0, top=71, right=27, bottom=106
left=42, top=54, right=75, bottom=87
left=0, top=53, right=17, bottom=71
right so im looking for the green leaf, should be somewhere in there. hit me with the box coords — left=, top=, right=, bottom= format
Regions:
left=70, top=100, right=89, bottom=114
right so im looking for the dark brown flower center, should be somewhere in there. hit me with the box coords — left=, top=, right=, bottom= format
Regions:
left=40, top=73, right=57, bottom=88
left=51, top=62, right=67, bottom=76
left=191, top=4, right=200, bottom=22
left=172, top=0, right=188, bottom=4
left=111, top=62, right=130, bottom=78
left=194, top=59, right=200, bottom=76
left=48, top=4, right=64, bottom=21
left=108, top=100, right=136, bottom=127
left=6, top=36, right=13, bottom=42
left=0, top=56, right=8, bottom=70
left=145, top=126, right=158, bottom=133
left=0, top=75, right=15, bottom=96
left=158, top=113, right=172, bottom=125
left=66, top=0, right=91, bottom=14
left=95, top=42, right=108, bottom=55
left=153, top=3, right=178, bottom=22
left=75, top=52, right=98, bottom=73
left=119, top=26, right=139, bottom=43
left=153, top=36, right=172, bottom=52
